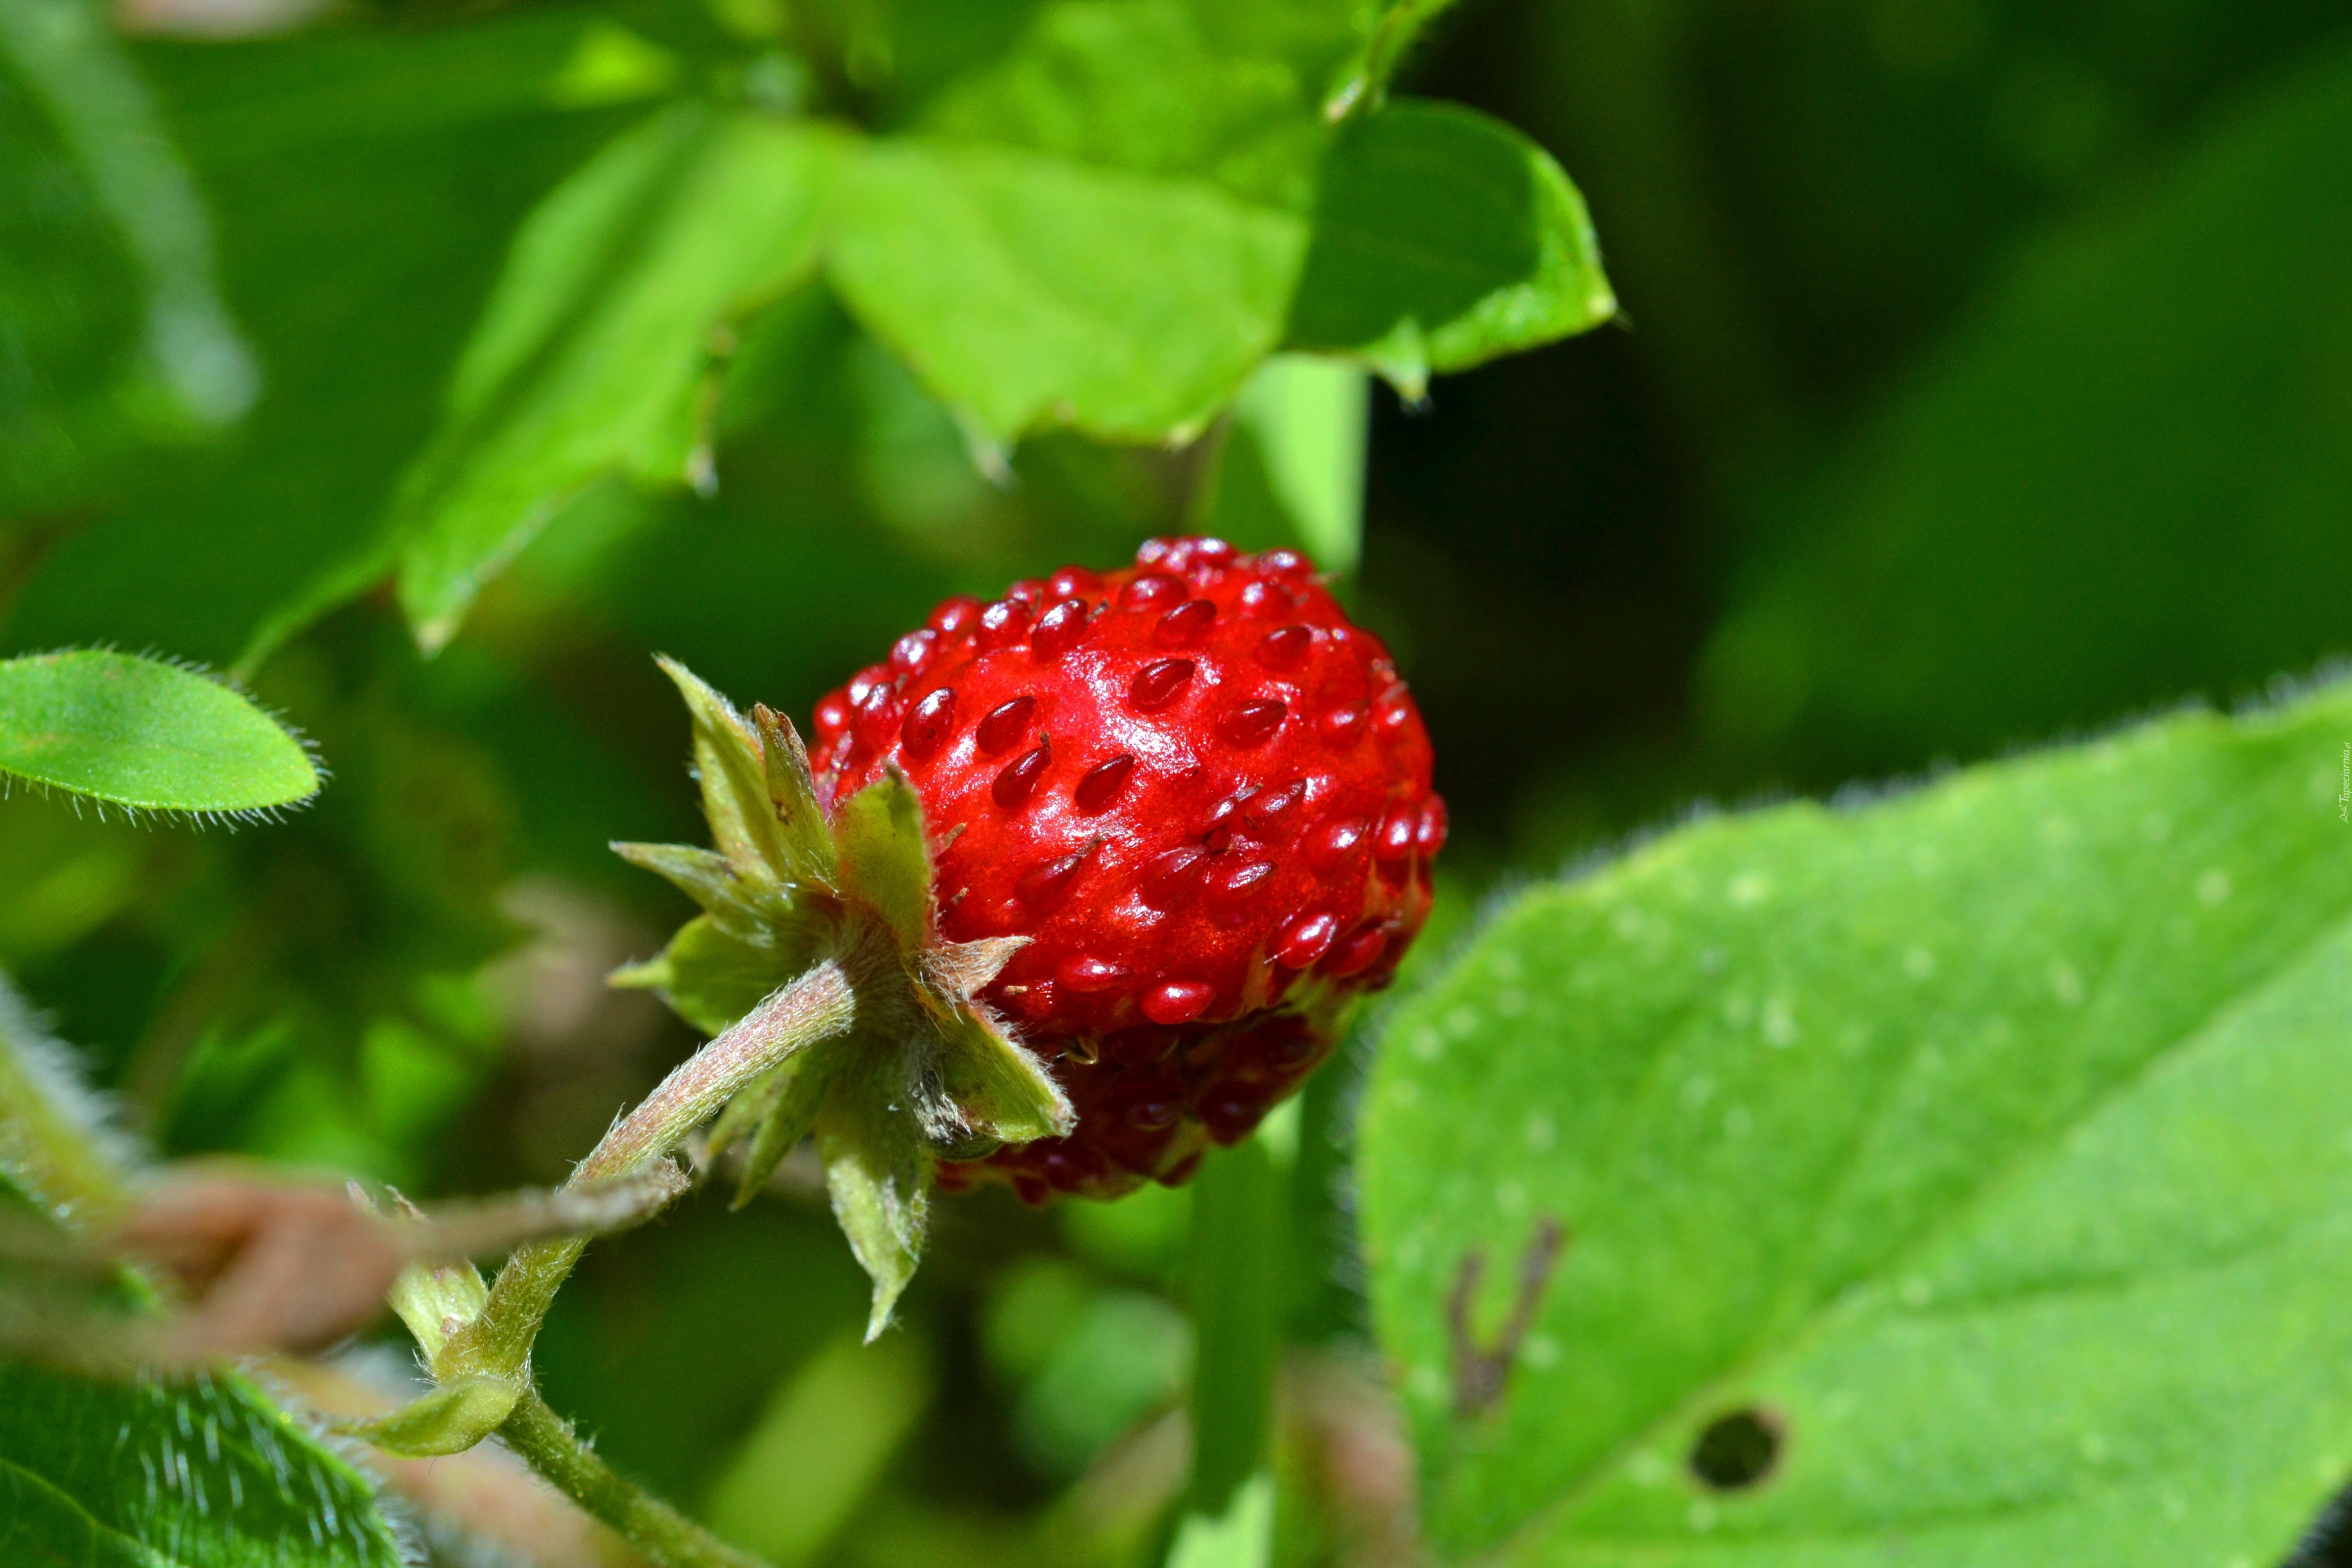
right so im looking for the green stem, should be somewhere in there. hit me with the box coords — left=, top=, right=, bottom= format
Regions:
left=1183, top=1134, right=1288, bottom=1520
left=0, top=983, right=129, bottom=1228
left=454, top=959, right=856, bottom=1380
left=500, top=1386, right=770, bottom=1568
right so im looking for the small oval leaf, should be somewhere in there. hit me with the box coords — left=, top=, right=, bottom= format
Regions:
left=0, top=651, right=319, bottom=815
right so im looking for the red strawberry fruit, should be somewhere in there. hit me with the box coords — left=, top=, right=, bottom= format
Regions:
left=615, top=537, right=1440, bottom=1330
left=810, top=535, right=1441, bottom=1200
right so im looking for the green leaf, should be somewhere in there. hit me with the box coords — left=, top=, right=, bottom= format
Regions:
left=395, top=104, right=842, bottom=651
left=0, top=0, right=256, bottom=514
left=817, top=1043, right=934, bottom=1340
left=1699, top=39, right=2352, bottom=775
left=1195, top=353, right=1367, bottom=573
left=824, top=0, right=1357, bottom=440
left=0, top=651, right=318, bottom=815
left=918, top=0, right=1326, bottom=211
left=3, top=8, right=623, bottom=674
left=829, top=136, right=1306, bottom=441
left=0, top=1359, right=404, bottom=1567
left=1359, top=680, right=2352, bottom=1565
left=0, top=1461, right=159, bottom=1568
left=1285, top=100, right=1615, bottom=397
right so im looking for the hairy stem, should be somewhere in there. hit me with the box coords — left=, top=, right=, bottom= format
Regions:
left=499, top=1386, right=770, bottom=1568
left=453, top=959, right=856, bottom=1380
left=0, top=982, right=130, bottom=1228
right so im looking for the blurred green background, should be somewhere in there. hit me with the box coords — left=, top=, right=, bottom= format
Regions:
left=4, top=0, right=2349, bottom=1562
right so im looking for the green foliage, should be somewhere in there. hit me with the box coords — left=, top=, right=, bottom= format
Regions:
left=5, top=6, right=632, bottom=672
left=829, top=135, right=1303, bottom=444
left=0, top=650, right=316, bottom=814
left=1285, top=101, right=1616, bottom=398
left=704, top=1331, right=932, bottom=1564
left=1701, top=37, right=2352, bottom=776
left=1197, top=355, right=1367, bottom=573
left=1360, top=680, right=2352, bottom=1565
left=0, top=1361, right=404, bottom=1567
left=0, top=1024, right=400, bottom=1568
left=984, top=1256, right=1191, bottom=1477
left=0, top=0, right=254, bottom=514
left=394, top=105, right=843, bottom=651
left=375, top=0, right=1610, bottom=649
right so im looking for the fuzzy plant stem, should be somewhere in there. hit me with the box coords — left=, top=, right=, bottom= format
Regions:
left=0, top=984, right=130, bottom=1227
left=500, top=1386, right=771, bottom=1568
left=456, top=960, right=857, bottom=1380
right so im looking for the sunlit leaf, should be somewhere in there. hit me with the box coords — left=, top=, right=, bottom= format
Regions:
left=1286, top=100, right=1615, bottom=397
left=829, top=137, right=1305, bottom=442
left=396, top=104, right=842, bottom=651
left=0, top=650, right=317, bottom=814
left=1360, top=680, right=2352, bottom=1565
left=0, top=1360, right=403, bottom=1567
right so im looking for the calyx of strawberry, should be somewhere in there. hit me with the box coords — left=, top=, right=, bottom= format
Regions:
left=612, top=658, right=1072, bottom=1335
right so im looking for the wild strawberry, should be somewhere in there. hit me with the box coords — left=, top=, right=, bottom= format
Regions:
left=615, top=538, right=1438, bottom=1330
left=808, top=536, right=1440, bottom=1202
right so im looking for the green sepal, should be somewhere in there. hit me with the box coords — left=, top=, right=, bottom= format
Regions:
left=817, top=1044, right=933, bottom=1341
left=906, top=939, right=1072, bottom=1152
left=830, top=767, right=934, bottom=950
left=621, top=660, right=1095, bottom=1338
left=710, top=1034, right=842, bottom=1213
left=336, top=1373, right=519, bottom=1458
left=655, top=655, right=796, bottom=886
left=610, top=841, right=779, bottom=940
left=706, top=1057, right=783, bottom=1165
left=612, top=913, right=821, bottom=1038
left=752, top=702, right=836, bottom=883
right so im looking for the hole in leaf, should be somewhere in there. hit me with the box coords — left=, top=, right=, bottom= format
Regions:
left=1688, top=1406, right=1783, bottom=1491
left=2287, top=1474, right=2352, bottom=1565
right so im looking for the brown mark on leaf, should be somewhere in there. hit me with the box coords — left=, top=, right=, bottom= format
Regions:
left=1447, top=1215, right=1567, bottom=1419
